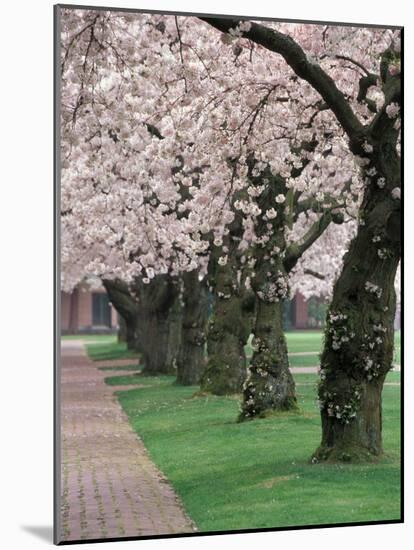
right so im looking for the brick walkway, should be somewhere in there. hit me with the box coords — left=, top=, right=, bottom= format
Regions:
left=59, top=341, right=195, bottom=543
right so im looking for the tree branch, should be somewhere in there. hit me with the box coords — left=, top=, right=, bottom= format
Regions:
left=332, top=54, right=371, bottom=76
left=102, top=279, right=139, bottom=321
left=294, top=195, right=347, bottom=221
left=304, top=268, right=326, bottom=280
left=356, top=73, right=379, bottom=113
left=368, top=75, right=401, bottom=140
left=199, top=17, right=365, bottom=144
left=174, top=16, right=188, bottom=93
left=284, top=211, right=334, bottom=272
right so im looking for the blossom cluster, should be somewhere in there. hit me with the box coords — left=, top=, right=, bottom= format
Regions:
left=319, top=387, right=361, bottom=424
left=326, top=310, right=356, bottom=351
left=365, top=281, right=383, bottom=299
left=256, top=272, right=289, bottom=303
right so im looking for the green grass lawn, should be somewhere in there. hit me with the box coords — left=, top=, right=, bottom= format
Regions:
left=288, top=354, right=319, bottom=368
left=85, top=340, right=140, bottom=362
left=62, top=333, right=117, bottom=343
left=245, top=330, right=401, bottom=367
left=286, top=331, right=325, bottom=353
left=114, top=369, right=401, bottom=532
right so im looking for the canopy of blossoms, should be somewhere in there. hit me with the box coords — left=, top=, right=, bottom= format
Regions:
left=60, top=10, right=400, bottom=295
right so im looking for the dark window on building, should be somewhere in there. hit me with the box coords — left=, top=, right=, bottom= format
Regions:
left=92, top=293, right=111, bottom=327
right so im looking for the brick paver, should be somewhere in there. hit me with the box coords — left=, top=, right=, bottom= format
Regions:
left=59, top=340, right=196, bottom=542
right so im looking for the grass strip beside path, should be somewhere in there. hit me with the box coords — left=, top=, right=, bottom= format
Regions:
left=61, top=334, right=117, bottom=343
left=85, top=341, right=140, bottom=362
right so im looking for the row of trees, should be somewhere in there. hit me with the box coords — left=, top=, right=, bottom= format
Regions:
left=60, top=9, right=401, bottom=462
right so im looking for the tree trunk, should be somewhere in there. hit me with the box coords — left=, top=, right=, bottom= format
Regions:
left=138, top=275, right=182, bottom=376
left=200, top=260, right=253, bottom=395
left=313, top=128, right=401, bottom=461
left=68, top=287, right=79, bottom=333
left=313, top=216, right=399, bottom=462
left=102, top=279, right=140, bottom=351
left=202, top=296, right=248, bottom=394
left=166, top=290, right=183, bottom=375
left=176, top=271, right=208, bottom=385
left=239, top=167, right=297, bottom=419
left=316, top=374, right=386, bottom=462
left=142, top=315, right=173, bottom=374
left=239, top=296, right=296, bottom=420
left=125, top=317, right=138, bottom=351
left=117, top=313, right=139, bottom=351
left=117, top=315, right=127, bottom=343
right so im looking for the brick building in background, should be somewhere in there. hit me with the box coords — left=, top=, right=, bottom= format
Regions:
left=61, top=282, right=117, bottom=334
left=290, top=293, right=310, bottom=329
left=61, top=282, right=321, bottom=335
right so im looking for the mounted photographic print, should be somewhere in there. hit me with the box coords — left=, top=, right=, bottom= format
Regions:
left=54, top=3, right=403, bottom=545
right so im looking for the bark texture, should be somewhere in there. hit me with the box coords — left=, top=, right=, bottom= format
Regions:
left=137, top=275, right=182, bottom=376
left=117, top=315, right=127, bottom=344
left=313, top=207, right=400, bottom=461
left=102, top=279, right=139, bottom=351
left=166, top=289, right=183, bottom=376
left=68, top=287, right=79, bottom=333
left=176, top=271, right=208, bottom=385
left=201, top=256, right=254, bottom=395
left=240, top=297, right=296, bottom=419
left=313, top=91, right=401, bottom=461
left=239, top=168, right=297, bottom=420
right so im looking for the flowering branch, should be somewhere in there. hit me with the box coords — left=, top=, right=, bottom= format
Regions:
left=199, top=17, right=366, bottom=144
left=284, top=210, right=342, bottom=272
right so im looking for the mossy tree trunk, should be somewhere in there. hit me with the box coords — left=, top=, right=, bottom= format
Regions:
left=241, top=296, right=295, bottom=418
left=142, top=314, right=171, bottom=374
left=313, top=115, right=401, bottom=462
left=313, top=232, right=399, bottom=461
left=176, top=271, right=209, bottom=385
left=238, top=153, right=347, bottom=419
left=136, top=275, right=182, bottom=376
left=200, top=253, right=254, bottom=395
left=238, top=168, right=297, bottom=420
